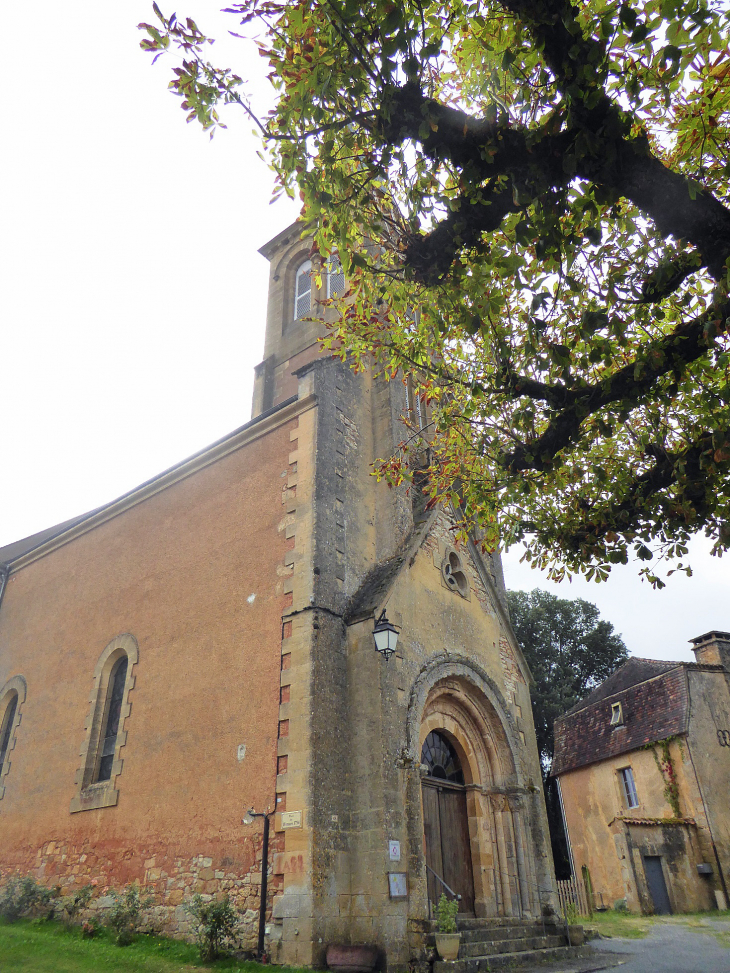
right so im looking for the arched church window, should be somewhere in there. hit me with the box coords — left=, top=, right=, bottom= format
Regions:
left=421, top=730, right=465, bottom=784
left=0, top=692, right=19, bottom=778
left=96, top=655, right=128, bottom=783
left=295, top=259, right=312, bottom=318
left=326, top=254, right=345, bottom=298
left=0, top=676, right=26, bottom=801
left=71, top=633, right=137, bottom=813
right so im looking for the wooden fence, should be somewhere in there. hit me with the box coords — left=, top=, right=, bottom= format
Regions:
left=556, top=875, right=592, bottom=917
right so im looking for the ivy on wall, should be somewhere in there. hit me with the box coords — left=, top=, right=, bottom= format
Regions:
left=644, top=737, right=683, bottom=818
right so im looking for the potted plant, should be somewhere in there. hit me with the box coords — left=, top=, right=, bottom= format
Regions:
left=434, top=894, right=461, bottom=961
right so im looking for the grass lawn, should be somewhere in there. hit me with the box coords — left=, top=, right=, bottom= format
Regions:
left=0, top=919, right=307, bottom=973
left=586, top=908, right=730, bottom=942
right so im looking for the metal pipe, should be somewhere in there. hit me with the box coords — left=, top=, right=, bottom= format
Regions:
left=258, top=813, right=270, bottom=959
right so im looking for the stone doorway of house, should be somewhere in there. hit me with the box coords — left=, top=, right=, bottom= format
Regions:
left=421, top=730, right=476, bottom=914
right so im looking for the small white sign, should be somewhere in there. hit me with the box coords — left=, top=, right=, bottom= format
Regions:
left=237, top=744, right=247, bottom=762
left=388, top=840, right=401, bottom=861
left=281, top=810, right=303, bottom=829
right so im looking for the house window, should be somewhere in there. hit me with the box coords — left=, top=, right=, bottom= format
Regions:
left=70, top=634, right=138, bottom=813
left=610, top=701, right=624, bottom=726
left=619, top=767, right=639, bottom=809
left=0, top=676, right=26, bottom=800
left=326, top=254, right=345, bottom=298
left=295, top=260, right=312, bottom=318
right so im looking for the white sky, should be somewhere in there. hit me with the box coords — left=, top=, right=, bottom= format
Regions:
left=2, top=3, right=728, bottom=664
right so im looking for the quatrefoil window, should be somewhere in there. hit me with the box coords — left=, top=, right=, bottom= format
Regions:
left=441, top=548, right=469, bottom=598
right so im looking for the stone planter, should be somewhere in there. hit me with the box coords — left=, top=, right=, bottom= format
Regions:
left=326, top=944, right=379, bottom=973
left=435, top=933, right=461, bottom=961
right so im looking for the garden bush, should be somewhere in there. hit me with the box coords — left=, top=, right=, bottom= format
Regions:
left=106, top=883, right=152, bottom=945
left=187, top=893, right=239, bottom=960
left=0, top=875, right=54, bottom=922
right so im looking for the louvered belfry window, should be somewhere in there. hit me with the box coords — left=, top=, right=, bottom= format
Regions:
left=326, top=254, right=345, bottom=298
left=97, top=656, right=128, bottom=783
left=295, top=260, right=312, bottom=318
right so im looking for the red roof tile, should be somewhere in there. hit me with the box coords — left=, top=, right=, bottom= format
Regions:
left=552, top=662, right=689, bottom=776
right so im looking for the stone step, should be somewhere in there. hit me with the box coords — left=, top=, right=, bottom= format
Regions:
left=457, top=924, right=561, bottom=944
left=459, top=934, right=566, bottom=957
left=434, top=944, right=593, bottom=972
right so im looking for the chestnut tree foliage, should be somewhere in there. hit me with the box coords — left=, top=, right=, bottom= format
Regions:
left=140, top=0, right=730, bottom=584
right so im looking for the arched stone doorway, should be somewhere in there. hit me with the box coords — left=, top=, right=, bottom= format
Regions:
left=421, top=730, right=475, bottom=912
left=413, top=663, right=538, bottom=919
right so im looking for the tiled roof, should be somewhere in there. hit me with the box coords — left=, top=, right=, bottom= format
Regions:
left=552, top=661, right=689, bottom=776
left=562, top=657, right=679, bottom=717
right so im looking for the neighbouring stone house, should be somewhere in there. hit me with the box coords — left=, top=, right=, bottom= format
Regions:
left=552, top=633, right=730, bottom=915
left=0, top=223, right=556, bottom=968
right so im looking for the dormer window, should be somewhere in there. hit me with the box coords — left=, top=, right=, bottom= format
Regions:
left=610, top=701, right=624, bottom=727
left=295, top=260, right=312, bottom=318
left=326, top=254, right=345, bottom=298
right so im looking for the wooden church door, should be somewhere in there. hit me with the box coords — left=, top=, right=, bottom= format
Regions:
left=421, top=731, right=476, bottom=914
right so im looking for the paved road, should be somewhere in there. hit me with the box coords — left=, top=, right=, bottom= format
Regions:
left=588, top=917, right=730, bottom=973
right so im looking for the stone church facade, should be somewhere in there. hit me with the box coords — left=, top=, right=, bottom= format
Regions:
left=0, top=223, right=555, bottom=968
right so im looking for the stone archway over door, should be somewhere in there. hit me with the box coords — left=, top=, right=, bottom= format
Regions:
left=415, top=670, right=538, bottom=919
left=422, top=779, right=475, bottom=913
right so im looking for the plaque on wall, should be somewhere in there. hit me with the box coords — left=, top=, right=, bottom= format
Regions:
left=388, top=872, right=408, bottom=899
left=280, top=810, right=303, bottom=829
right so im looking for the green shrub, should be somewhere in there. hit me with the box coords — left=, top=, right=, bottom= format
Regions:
left=565, top=902, right=579, bottom=925
left=81, top=917, right=101, bottom=938
left=613, top=898, right=628, bottom=913
left=0, top=876, right=54, bottom=922
left=106, top=884, right=152, bottom=946
left=187, top=893, right=239, bottom=960
left=57, top=884, right=94, bottom=927
left=435, top=893, right=459, bottom=934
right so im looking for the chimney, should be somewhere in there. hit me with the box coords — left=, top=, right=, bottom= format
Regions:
left=690, top=631, right=730, bottom=670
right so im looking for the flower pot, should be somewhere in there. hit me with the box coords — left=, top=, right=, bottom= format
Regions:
left=435, top=933, right=461, bottom=961
left=326, top=944, right=379, bottom=973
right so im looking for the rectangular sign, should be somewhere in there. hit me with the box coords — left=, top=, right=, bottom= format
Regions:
left=388, top=872, right=408, bottom=899
left=280, top=811, right=303, bottom=829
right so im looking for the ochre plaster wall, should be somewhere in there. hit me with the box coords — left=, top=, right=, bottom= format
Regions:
left=559, top=737, right=715, bottom=913
left=0, top=417, right=297, bottom=936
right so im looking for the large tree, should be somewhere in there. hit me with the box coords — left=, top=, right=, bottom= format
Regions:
left=506, top=588, right=627, bottom=772
left=506, top=587, right=627, bottom=875
left=140, top=0, right=730, bottom=584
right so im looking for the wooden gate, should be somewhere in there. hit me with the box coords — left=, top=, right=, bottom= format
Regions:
left=422, top=779, right=475, bottom=914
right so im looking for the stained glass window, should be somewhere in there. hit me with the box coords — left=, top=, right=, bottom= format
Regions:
left=97, top=657, right=128, bottom=783
left=0, top=693, right=18, bottom=777
left=421, top=730, right=465, bottom=784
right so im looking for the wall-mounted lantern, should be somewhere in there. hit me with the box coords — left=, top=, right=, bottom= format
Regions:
left=373, top=610, right=399, bottom=661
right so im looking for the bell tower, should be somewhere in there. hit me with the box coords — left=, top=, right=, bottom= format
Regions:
left=252, top=222, right=343, bottom=418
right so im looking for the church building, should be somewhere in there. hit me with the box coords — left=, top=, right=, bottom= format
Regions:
left=0, top=223, right=555, bottom=968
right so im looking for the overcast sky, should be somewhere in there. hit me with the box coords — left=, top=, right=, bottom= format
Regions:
left=2, top=3, right=728, bottom=664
